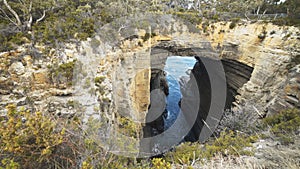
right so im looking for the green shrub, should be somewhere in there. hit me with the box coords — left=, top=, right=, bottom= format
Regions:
left=212, top=14, right=220, bottom=21
left=172, top=11, right=202, bottom=25
left=102, top=97, right=111, bottom=103
left=258, top=26, right=267, bottom=41
left=0, top=159, right=20, bottom=169
left=0, top=32, right=30, bottom=52
left=95, top=76, right=106, bottom=84
left=142, top=33, right=157, bottom=42
left=97, top=155, right=150, bottom=169
left=229, top=22, right=237, bottom=29
left=117, top=115, right=140, bottom=138
left=229, top=18, right=240, bottom=29
left=32, top=7, right=95, bottom=45
left=83, top=78, right=91, bottom=89
left=262, top=109, right=300, bottom=144
left=81, top=158, right=94, bottom=169
left=272, top=18, right=300, bottom=27
left=165, top=142, right=202, bottom=165
left=0, top=104, right=148, bottom=168
left=49, top=60, right=76, bottom=86
left=0, top=1, right=97, bottom=52
left=201, top=20, right=210, bottom=33
left=203, top=130, right=258, bottom=159
left=270, top=30, right=276, bottom=35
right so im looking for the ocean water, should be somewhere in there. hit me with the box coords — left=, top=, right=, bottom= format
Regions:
left=164, top=56, right=196, bottom=129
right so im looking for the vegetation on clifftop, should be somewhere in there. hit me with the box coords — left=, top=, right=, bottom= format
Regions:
left=1, top=0, right=299, bottom=52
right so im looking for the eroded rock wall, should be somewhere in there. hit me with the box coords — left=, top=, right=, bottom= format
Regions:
left=206, top=22, right=300, bottom=116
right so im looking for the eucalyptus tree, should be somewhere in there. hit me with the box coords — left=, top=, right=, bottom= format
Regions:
left=0, top=0, right=57, bottom=30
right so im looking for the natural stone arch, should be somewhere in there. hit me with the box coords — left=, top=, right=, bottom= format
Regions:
left=74, top=13, right=299, bottom=157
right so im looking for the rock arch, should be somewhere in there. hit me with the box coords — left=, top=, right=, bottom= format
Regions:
left=74, top=13, right=299, bottom=157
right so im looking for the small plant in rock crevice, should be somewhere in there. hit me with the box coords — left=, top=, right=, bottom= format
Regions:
left=94, top=76, right=106, bottom=84
left=117, top=115, right=140, bottom=138
left=48, top=60, right=76, bottom=86
left=142, top=33, right=157, bottom=42
left=258, top=26, right=268, bottom=41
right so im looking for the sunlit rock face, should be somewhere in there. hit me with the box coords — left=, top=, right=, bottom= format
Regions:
left=205, top=21, right=300, bottom=117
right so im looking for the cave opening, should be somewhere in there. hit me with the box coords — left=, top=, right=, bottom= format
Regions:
left=145, top=56, right=254, bottom=140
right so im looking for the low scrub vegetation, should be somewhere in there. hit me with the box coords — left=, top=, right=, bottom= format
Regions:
left=165, top=130, right=258, bottom=166
left=170, top=11, right=202, bottom=25
left=0, top=104, right=77, bottom=168
left=0, top=104, right=299, bottom=168
left=48, top=60, right=76, bottom=86
left=262, top=109, right=300, bottom=144
left=0, top=104, right=149, bottom=168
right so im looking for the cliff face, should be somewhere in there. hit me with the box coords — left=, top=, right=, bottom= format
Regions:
left=0, top=14, right=299, bottom=156
left=210, top=22, right=300, bottom=116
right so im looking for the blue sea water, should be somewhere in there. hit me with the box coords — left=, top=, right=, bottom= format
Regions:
left=164, top=56, right=196, bottom=129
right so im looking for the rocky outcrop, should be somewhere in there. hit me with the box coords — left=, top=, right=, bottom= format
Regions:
left=143, top=69, right=168, bottom=137
left=0, top=46, right=79, bottom=118
left=147, top=21, right=300, bottom=144
left=267, top=64, right=300, bottom=113
left=221, top=59, right=254, bottom=109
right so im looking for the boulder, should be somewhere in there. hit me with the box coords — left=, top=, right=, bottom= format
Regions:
left=8, top=62, right=25, bottom=76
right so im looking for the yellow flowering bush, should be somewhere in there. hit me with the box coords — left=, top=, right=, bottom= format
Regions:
left=152, top=158, right=171, bottom=169
left=0, top=104, right=67, bottom=168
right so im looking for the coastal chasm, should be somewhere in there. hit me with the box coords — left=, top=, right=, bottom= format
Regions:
left=1, top=15, right=300, bottom=156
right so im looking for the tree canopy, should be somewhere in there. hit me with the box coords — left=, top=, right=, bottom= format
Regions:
left=0, top=0, right=299, bottom=52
